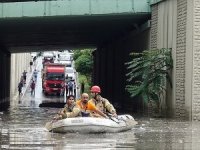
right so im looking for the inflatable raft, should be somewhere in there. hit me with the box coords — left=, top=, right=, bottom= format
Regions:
left=45, top=114, right=137, bottom=133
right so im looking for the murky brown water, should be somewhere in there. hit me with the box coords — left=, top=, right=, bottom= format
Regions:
left=1, top=58, right=199, bottom=149
left=1, top=104, right=200, bottom=150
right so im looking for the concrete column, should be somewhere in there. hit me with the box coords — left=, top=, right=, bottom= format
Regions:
left=0, top=51, right=3, bottom=101
left=0, top=47, right=11, bottom=110
left=106, top=45, right=114, bottom=102
left=168, top=0, right=177, bottom=118
left=99, top=48, right=106, bottom=91
left=94, top=28, right=150, bottom=113
left=93, top=48, right=101, bottom=85
left=185, top=0, right=193, bottom=120
left=150, top=4, right=158, bottom=49
left=113, top=40, right=124, bottom=109
left=175, top=0, right=187, bottom=119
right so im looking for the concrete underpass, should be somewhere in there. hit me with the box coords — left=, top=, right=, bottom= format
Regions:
left=0, top=0, right=152, bottom=113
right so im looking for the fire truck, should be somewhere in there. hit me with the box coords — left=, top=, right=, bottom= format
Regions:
left=42, top=63, right=65, bottom=96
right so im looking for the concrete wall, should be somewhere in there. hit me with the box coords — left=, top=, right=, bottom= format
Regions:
left=10, top=53, right=31, bottom=99
left=150, top=0, right=197, bottom=119
left=175, top=0, right=188, bottom=119
left=192, top=0, right=200, bottom=121
left=0, top=51, right=32, bottom=110
left=155, top=0, right=179, bottom=117
left=93, top=28, right=150, bottom=113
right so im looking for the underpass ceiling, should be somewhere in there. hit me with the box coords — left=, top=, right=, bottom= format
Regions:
left=0, top=14, right=150, bottom=53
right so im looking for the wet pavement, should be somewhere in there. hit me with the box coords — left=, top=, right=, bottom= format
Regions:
left=1, top=58, right=200, bottom=149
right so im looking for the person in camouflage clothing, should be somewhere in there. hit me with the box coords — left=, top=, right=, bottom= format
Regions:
left=55, top=95, right=81, bottom=120
left=89, top=85, right=117, bottom=118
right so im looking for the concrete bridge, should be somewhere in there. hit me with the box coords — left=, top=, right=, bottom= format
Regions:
left=2, top=0, right=200, bottom=121
left=0, top=0, right=151, bottom=111
left=0, top=0, right=151, bottom=51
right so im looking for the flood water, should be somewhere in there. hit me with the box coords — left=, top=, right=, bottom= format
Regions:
left=1, top=103, right=200, bottom=150
left=1, top=57, right=200, bottom=149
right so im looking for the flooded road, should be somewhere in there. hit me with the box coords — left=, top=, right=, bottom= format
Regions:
left=1, top=104, right=200, bottom=150
left=1, top=104, right=137, bottom=150
left=1, top=58, right=200, bottom=149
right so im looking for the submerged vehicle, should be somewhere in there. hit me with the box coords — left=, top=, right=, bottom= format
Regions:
left=45, top=114, right=137, bottom=133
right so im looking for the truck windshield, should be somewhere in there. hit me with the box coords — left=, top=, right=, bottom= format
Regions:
left=46, top=73, right=65, bottom=80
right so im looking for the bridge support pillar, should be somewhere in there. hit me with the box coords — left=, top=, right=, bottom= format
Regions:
left=93, top=29, right=150, bottom=113
left=0, top=47, right=11, bottom=110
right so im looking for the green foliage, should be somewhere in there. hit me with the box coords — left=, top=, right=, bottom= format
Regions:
left=125, top=48, right=173, bottom=106
left=74, top=49, right=93, bottom=84
left=73, top=49, right=93, bottom=61
left=73, top=50, right=82, bottom=61
left=75, top=53, right=93, bottom=76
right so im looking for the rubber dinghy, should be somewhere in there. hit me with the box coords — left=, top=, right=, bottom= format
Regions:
left=45, top=114, right=137, bottom=133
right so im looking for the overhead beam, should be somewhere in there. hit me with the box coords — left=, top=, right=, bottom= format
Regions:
left=149, top=0, right=166, bottom=5
left=0, top=0, right=150, bottom=18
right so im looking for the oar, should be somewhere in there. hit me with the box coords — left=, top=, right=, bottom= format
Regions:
left=106, top=113, right=120, bottom=124
left=44, top=118, right=58, bottom=131
left=45, top=122, right=53, bottom=131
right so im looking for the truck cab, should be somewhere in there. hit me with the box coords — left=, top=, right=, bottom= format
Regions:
left=42, top=64, right=65, bottom=96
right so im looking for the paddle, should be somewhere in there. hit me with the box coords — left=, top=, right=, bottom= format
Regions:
left=45, top=118, right=59, bottom=131
left=106, top=113, right=120, bottom=124
left=45, top=122, right=53, bottom=131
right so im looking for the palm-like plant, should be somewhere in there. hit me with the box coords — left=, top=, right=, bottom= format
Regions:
left=125, top=48, right=173, bottom=115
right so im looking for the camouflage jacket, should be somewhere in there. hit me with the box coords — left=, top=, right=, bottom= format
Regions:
left=89, top=96, right=116, bottom=117
left=61, top=104, right=81, bottom=119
